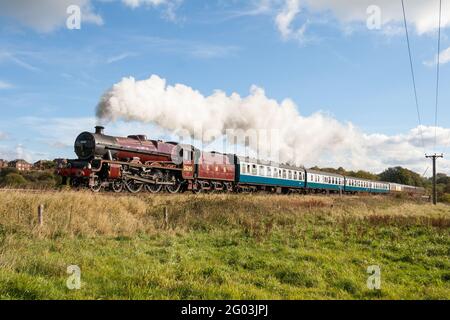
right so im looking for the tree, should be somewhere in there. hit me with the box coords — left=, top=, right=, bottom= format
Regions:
left=352, top=170, right=378, bottom=180
left=378, top=167, right=426, bottom=187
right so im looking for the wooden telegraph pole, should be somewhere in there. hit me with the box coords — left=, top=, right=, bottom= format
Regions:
left=425, top=153, right=444, bottom=205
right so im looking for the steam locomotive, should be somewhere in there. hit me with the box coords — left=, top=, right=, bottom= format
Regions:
left=57, top=126, right=426, bottom=196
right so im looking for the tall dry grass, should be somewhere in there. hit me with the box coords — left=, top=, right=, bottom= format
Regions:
left=0, top=191, right=448, bottom=239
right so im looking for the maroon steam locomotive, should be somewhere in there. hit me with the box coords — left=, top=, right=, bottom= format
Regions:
left=58, top=126, right=236, bottom=193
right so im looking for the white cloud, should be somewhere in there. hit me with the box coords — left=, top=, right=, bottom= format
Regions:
left=275, top=0, right=306, bottom=41
left=0, top=144, right=34, bottom=162
left=0, top=80, right=13, bottom=89
left=0, top=50, right=40, bottom=72
left=96, top=74, right=450, bottom=175
left=106, top=52, right=138, bottom=64
left=121, top=0, right=182, bottom=21
left=424, top=46, right=450, bottom=66
left=0, top=0, right=103, bottom=32
left=122, top=0, right=168, bottom=9
left=129, top=35, right=240, bottom=59
left=307, top=0, right=449, bottom=34
left=269, top=0, right=450, bottom=41
left=0, top=132, right=8, bottom=140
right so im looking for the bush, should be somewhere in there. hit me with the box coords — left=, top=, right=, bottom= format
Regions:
left=439, top=194, right=450, bottom=204
left=0, top=167, right=19, bottom=177
left=1, top=173, right=27, bottom=186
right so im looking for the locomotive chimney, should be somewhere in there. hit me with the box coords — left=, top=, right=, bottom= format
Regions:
left=95, top=126, right=105, bottom=135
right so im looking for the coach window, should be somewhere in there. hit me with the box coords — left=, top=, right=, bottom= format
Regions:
left=252, top=165, right=257, bottom=175
left=241, top=165, right=246, bottom=174
left=259, top=166, right=264, bottom=176
left=293, top=171, right=297, bottom=180
left=267, top=167, right=272, bottom=177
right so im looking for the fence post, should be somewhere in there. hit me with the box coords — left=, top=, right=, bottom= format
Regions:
left=163, top=207, right=169, bottom=229
left=38, top=204, right=44, bottom=226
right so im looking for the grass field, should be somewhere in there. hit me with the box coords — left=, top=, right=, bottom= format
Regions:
left=0, top=190, right=449, bottom=300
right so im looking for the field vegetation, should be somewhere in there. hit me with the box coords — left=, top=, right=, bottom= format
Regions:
left=0, top=191, right=448, bottom=300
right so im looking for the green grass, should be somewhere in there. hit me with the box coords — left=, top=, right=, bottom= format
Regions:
left=0, top=191, right=449, bottom=299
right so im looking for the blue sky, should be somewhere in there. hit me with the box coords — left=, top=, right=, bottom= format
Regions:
left=0, top=0, right=450, bottom=174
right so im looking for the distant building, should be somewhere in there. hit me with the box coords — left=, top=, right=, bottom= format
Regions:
left=53, top=158, right=67, bottom=168
left=9, top=159, right=32, bottom=171
left=33, top=160, right=54, bottom=170
left=0, top=159, right=8, bottom=169
left=33, top=160, right=48, bottom=170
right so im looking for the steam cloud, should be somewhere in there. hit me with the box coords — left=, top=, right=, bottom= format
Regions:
left=96, top=75, right=450, bottom=173
left=96, top=75, right=358, bottom=165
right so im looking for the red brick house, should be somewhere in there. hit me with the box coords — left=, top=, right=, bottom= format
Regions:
left=8, top=159, right=32, bottom=171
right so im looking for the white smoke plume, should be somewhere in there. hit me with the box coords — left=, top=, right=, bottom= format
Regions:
left=96, top=75, right=450, bottom=173
left=96, top=75, right=356, bottom=165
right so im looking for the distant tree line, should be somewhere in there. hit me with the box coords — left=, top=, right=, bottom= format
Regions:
left=0, top=167, right=61, bottom=188
left=310, top=166, right=450, bottom=203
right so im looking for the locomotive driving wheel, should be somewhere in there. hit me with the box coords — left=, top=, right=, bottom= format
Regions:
left=111, top=180, right=124, bottom=193
left=125, top=179, right=144, bottom=193
left=90, top=176, right=103, bottom=193
left=166, top=176, right=182, bottom=194
left=145, top=169, right=163, bottom=193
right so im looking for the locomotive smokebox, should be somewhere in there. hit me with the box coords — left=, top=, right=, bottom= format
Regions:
left=95, top=126, right=105, bottom=135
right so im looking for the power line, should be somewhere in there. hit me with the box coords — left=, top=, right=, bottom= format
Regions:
left=434, top=0, right=442, bottom=151
left=421, top=166, right=429, bottom=178
left=401, top=0, right=426, bottom=153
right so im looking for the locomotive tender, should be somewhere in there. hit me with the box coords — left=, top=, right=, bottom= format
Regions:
left=57, top=126, right=425, bottom=196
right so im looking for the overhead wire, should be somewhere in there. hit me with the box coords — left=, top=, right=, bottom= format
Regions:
left=434, top=0, right=442, bottom=151
left=401, top=0, right=426, bottom=154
